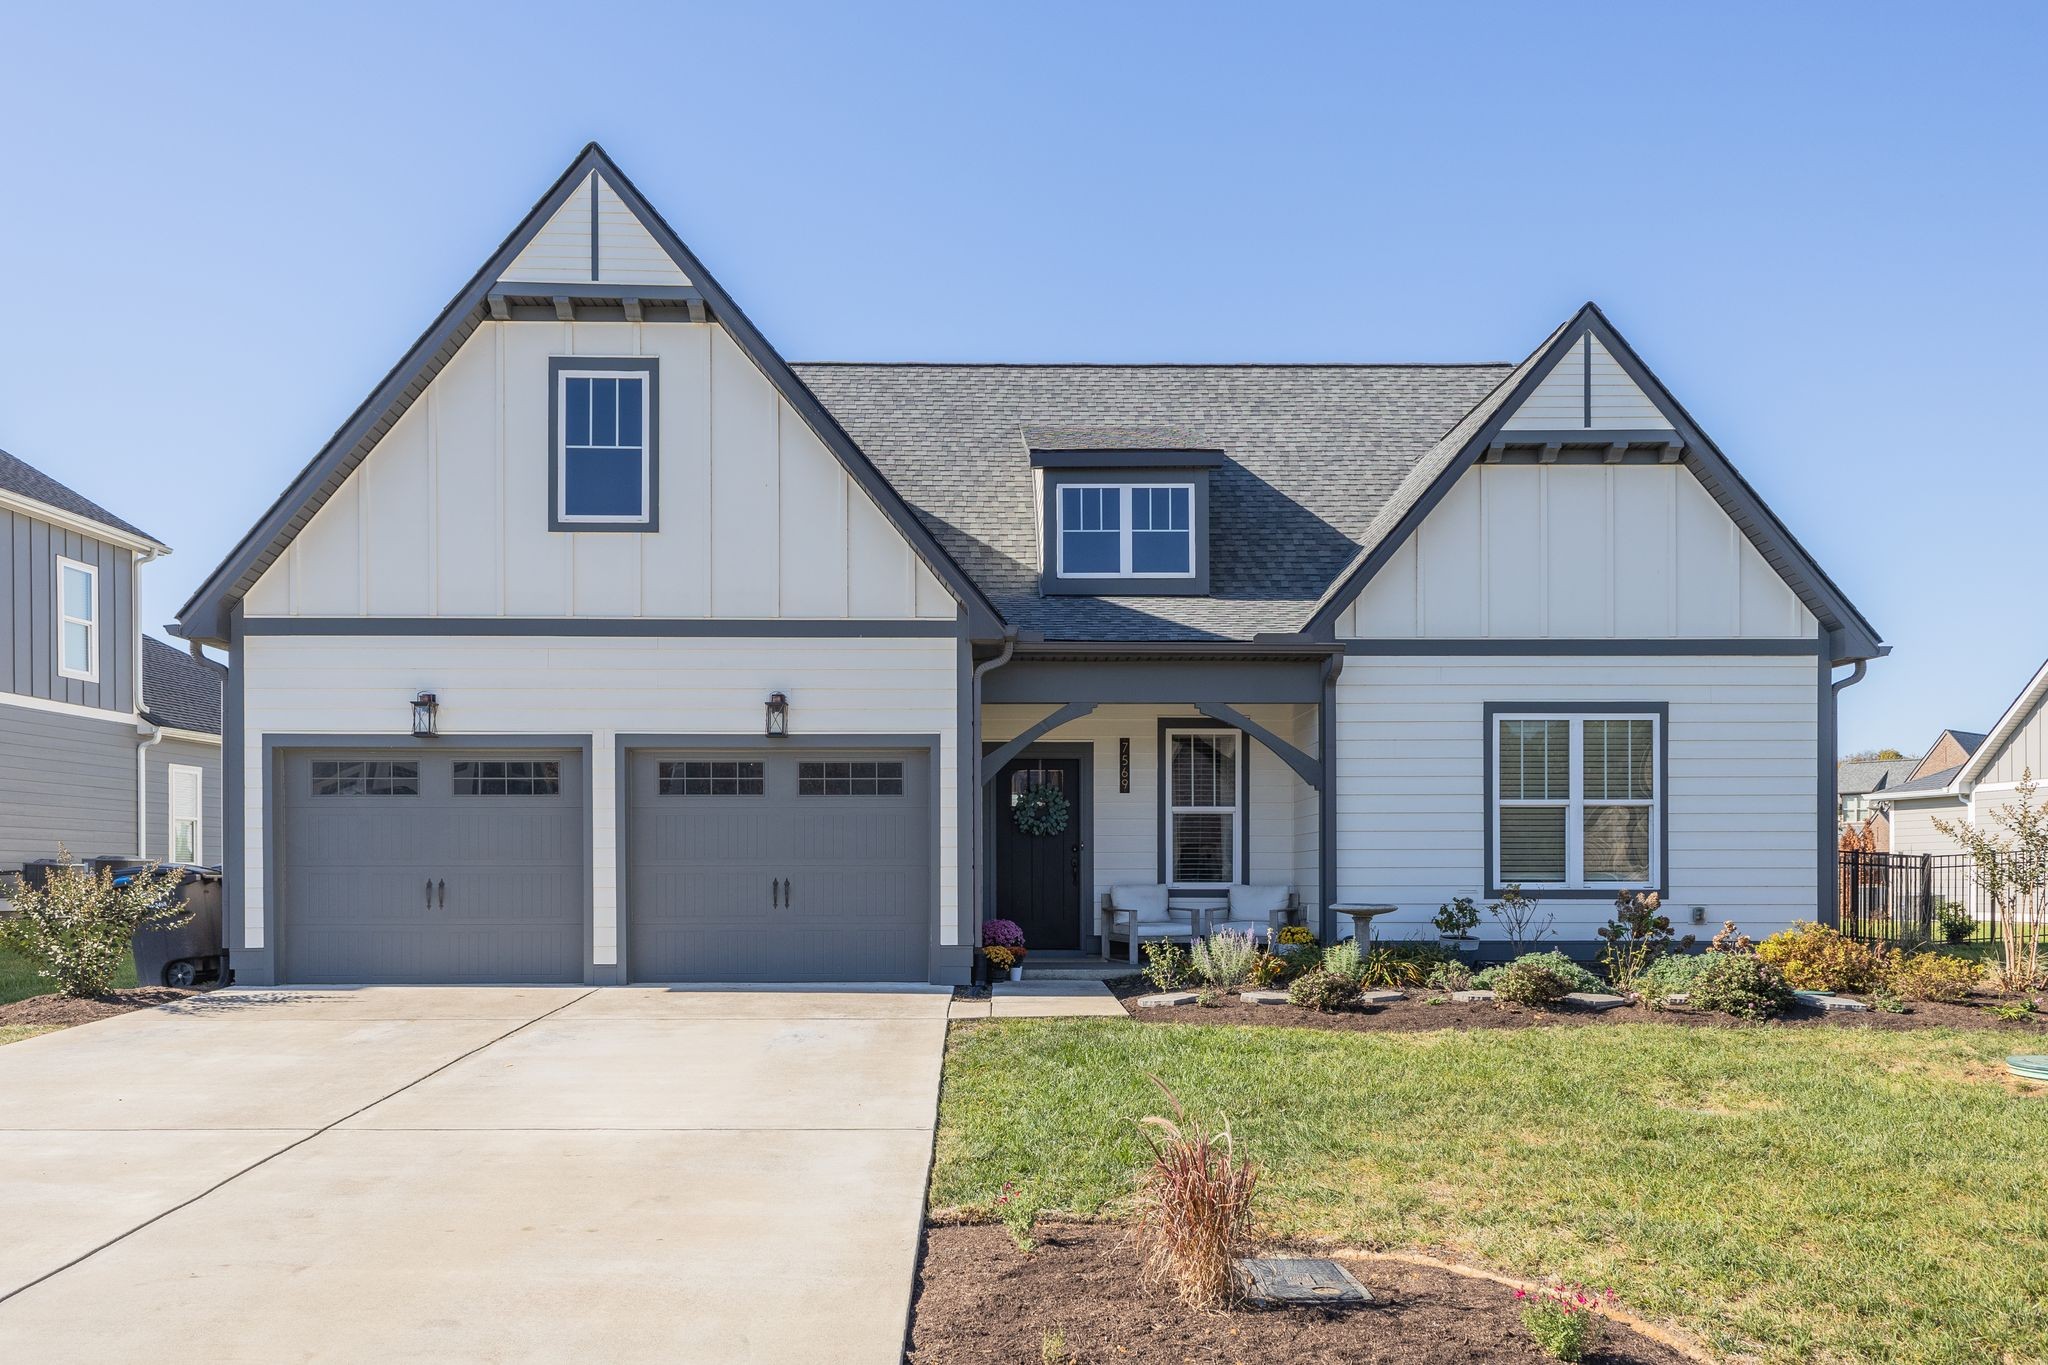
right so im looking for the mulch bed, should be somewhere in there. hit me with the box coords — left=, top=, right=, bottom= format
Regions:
left=908, top=1222, right=1695, bottom=1364
left=0, top=987, right=191, bottom=1028
left=1105, top=977, right=2048, bottom=1034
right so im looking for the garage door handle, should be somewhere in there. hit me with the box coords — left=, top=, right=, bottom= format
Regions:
left=771, top=878, right=779, bottom=908
left=783, top=877, right=792, bottom=906
left=424, top=879, right=433, bottom=910
left=437, top=879, right=446, bottom=908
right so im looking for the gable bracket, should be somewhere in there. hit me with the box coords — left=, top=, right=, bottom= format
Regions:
left=1482, top=430, right=1687, bottom=466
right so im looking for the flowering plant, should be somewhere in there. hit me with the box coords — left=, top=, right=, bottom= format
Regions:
left=982, top=918, right=1026, bottom=948
left=1515, top=1283, right=1615, bottom=1362
left=981, top=945, right=1019, bottom=971
left=1276, top=924, right=1316, bottom=947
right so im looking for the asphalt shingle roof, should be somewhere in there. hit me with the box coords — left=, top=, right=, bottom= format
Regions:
left=141, top=637, right=224, bottom=735
left=1872, top=764, right=1964, bottom=799
left=1836, top=757, right=1922, bottom=796
left=0, top=447, right=159, bottom=545
left=795, top=363, right=1513, bottom=641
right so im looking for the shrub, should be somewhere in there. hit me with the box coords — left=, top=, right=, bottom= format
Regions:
left=1688, top=952, right=1795, bottom=1020
left=1596, top=889, right=1689, bottom=994
left=1517, top=1285, right=1615, bottom=1362
left=1432, top=895, right=1480, bottom=938
left=1886, top=951, right=1984, bottom=1003
left=1424, top=959, right=1474, bottom=993
left=1278, top=943, right=1323, bottom=978
left=1709, top=920, right=1755, bottom=953
left=1319, top=939, right=1364, bottom=984
left=1245, top=952, right=1292, bottom=989
left=1639, top=952, right=1713, bottom=1008
left=1933, top=898, right=1975, bottom=945
left=0, top=854, right=189, bottom=998
left=993, top=1180, right=1038, bottom=1251
left=1358, top=942, right=1454, bottom=989
left=1190, top=929, right=1259, bottom=989
left=1487, top=882, right=1553, bottom=949
left=1142, top=939, right=1193, bottom=992
left=1755, top=921, right=1892, bottom=993
left=1477, top=951, right=1602, bottom=995
left=1487, top=960, right=1575, bottom=1007
left=1287, top=968, right=1359, bottom=1012
left=1136, top=1079, right=1259, bottom=1311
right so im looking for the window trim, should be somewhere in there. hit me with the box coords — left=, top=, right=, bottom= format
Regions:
left=1040, top=469, right=1210, bottom=596
left=1483, top=702, right=1667, bottom=899
left=55, top=556, right=99, bottom=683
left=1054, top=481, right=1198, bottom=581
left=547, top=356, right=660, bottom=532
left=168, top=762, right=203, bottom=865
left=1158, top=720, right=1249, bottom=890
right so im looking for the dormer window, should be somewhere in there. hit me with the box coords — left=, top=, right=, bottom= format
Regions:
left=1032, top=443, right=1220, bottom=596
left=549, top=357, right=660, bottom=531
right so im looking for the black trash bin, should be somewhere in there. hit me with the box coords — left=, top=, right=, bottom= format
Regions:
left=102, top=862, right=228, bottom=990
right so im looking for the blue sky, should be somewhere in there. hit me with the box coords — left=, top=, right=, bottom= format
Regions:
left=1, top=1, right=2041, bottom=754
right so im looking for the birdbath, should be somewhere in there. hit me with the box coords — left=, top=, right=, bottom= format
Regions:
left=1329, top=902, right=1399, bottom=947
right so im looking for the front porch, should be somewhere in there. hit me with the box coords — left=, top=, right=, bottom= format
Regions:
left=973, top=646, right=1337, bottom=964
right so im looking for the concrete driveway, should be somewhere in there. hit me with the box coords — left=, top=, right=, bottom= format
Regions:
left=0, top=985, right=950, bottom=1363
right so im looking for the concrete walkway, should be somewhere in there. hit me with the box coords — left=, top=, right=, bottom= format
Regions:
left=0, top=985, right=950, bottom=1364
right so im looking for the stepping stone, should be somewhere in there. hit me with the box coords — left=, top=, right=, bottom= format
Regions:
left=1238, top=989, right=1292, bottom=1005
left=1665, top=993, right=1690, bottom=1006
left=1135, top=991, right=1198, bottom=1009
left=1238, top=1257, right=1372, bottom=1308
left=1794, top=991, right=1869, bottom=1012
left=1564, top=992, right=1628, bottom=1011
left=1357, top=989, right=1407, bottom=1005
left=1450, top=990, right=1496, bottom=1003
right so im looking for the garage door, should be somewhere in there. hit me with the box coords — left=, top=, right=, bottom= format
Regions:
left=279, top=749, right=584, bottom=984
left=626, top=749, right=929, bottom=981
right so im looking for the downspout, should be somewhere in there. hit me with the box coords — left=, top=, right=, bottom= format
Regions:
left=132, top=546, right=162, bottom=861
left=968, top=629, right=1019, bottom=947
left=1823, top=654, right=1872, bottom=927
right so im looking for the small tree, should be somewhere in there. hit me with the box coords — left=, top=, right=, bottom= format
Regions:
left=1933, top=771, right=2047, bottom=994
left=1487, top=883, right=1553, bottom=950
left=0, top=850, right=189, bottom=997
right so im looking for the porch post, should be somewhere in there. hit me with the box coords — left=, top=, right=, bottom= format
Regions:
left=1318, top=653, right=1343, bottom=944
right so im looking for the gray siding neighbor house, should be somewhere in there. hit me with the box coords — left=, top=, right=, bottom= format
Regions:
left=173, top=144, right=1885, bottom=987
left=0, top=449, right=223, bottom=880
left=1876, top=662, right=2046, bottom=857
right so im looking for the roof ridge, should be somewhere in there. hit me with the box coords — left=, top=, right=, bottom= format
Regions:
left=790, top=360, right=1516, bottom=370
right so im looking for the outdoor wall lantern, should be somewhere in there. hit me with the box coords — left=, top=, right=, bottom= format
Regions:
left=411, top=691, right=439, bottom=738
left=765, top=691, right=790, bottom=738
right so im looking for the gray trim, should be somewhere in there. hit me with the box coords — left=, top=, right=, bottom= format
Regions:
left=1581, top=334, right=1592, bottom=426
left=222, top=608, right=245, bottom=968
left=955, top=632, right=977, bottom=964
left=237, top=616, right=961, bottom=638
left=982, top=702, right=1099, bottom=782
left=1028, top=450, right=1226, bottom=470
left=256, top=733, right=597, bottom=987
left=1307, top=304, right=1884, bottom=664
left=175, top=143, right=1006, bottom=645
left=1156, top=716, right=1252, bottom=888
left=1038, top=469, right=1211, bottom=597
left=1819, top=656, right=1869, bottom=928
left=980, top=740, right=1095, bottom=953
left=983, top=657, right=1324, bottom=706
left=588, top=172, right=599, bottom=282
left=1479, top=701, right=1669, bottom=901
left=546, top=357, right=660, bottom=533
left=1337, top=637, right=1825, bottom=657
left=1480, top=439, right=1684, bottom=464
left=612, top=732, right=944, bottom=982
left=1195, top=700, right=1320, bottom=790
left=1317, top=653, right=1340, bottom=942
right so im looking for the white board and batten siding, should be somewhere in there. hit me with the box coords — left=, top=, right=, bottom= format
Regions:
left=1333, top=654, right=1819, bottom=938
left=241, top=321, right=955, bottom=622
left=1339, top=466, right=1815, bottom=641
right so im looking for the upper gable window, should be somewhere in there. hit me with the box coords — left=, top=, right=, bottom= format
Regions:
left=1056, top=483, right=1196, bottom=580
left=549, top=358, right=659, bottom=531
left=56, top=557, right=98, bottom=682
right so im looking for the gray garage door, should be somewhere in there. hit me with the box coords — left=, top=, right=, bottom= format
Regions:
left=626, top=748, right=929, bottom=981
left=279, top=749, right=584, bottom=984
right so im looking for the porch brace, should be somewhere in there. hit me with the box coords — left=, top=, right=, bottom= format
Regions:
left=982, top=701, right=1100, bottom=783
left=1194, top=702, right=1322, bottom=790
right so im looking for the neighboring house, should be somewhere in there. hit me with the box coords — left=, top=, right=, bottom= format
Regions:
left=0, top=448, right=224, bottom=877
left=1836, top=755, right=1920, bottom=849
left=171, top=145, right=1884, bottom=987
left=1876, top=663, right=2045, bottom=857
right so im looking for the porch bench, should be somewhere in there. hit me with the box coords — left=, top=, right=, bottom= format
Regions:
left=1099, top=884, right=1304, bottom=963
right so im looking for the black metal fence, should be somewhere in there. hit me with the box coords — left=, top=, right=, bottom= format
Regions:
left=1839, top=850, right=1998, bottom=946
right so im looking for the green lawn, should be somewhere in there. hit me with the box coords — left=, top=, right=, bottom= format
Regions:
left=0, top=944, right=136, bottom=1006
left=936, top=1018, right=2048, bottom=1365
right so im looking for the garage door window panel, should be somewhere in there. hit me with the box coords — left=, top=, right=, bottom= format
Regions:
left=660, top=760, right=765, bottom=796
left=452, top=760, right=562, bottom=796
left=311, top=760, right=420, bottom=797
left=798, top=761, right=905, bottom=797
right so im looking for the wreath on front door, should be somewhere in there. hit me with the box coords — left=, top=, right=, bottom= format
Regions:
left=1012, top=783, right=1071, bottom=838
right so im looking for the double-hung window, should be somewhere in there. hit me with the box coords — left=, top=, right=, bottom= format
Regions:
left=1056, top=483, right=1194, bottom=578
left=1492, top=711, right=1660, bottom=892
left=552, top=360, right=657, bottom=528
left=56, top=557, right=98, bottom=682
left=168, top=764, right=203, bottom=864
left=1166, top=728, right=1240, bottom=886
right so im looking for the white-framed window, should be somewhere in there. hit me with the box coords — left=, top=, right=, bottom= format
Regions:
left=1492, top=712, right=1660, bottom=891
left=1166, top=727, right=1240, bottom=886
left=168, top=763, right=203, bottom=865
left=56, top=556, right=98, bottom=682
left=1056, top=483, right=1195, bottom=578
left=555, top=367, right=652, bottom=525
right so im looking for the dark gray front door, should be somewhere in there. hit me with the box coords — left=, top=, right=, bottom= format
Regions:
left=626, top=749, right=929, bottom=981
left=279, top=749, right=584, bottom=984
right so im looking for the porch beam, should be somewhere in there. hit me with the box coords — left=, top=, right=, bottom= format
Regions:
left=982, top=701, right=1099, bottom=782
left=983, top=658, right=1324, bottom=706
left=1195, top=701, right=1322, bottom=790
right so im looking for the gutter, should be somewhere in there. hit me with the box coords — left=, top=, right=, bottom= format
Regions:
left=967, top=628, right=1019, bottom=943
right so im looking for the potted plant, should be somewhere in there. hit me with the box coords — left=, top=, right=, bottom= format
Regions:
left=1434, top=895, right=1481, bottom=959
left=981, top=918, right=1028, bottom=983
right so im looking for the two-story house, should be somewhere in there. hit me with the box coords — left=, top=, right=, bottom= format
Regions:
left=173, top=145, right=1883, bottom=986
left=1, top=449, right=224, bottom=884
